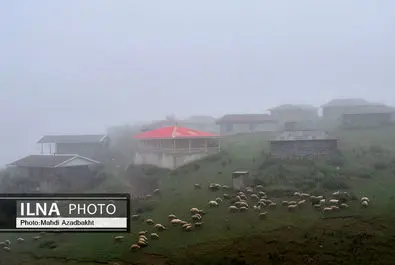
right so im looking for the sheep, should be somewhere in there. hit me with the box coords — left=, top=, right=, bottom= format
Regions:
left=179, top=221, right=188, bottom=225
left=331, top=205, right=340, bottom=211
left=154, top=224, right=166, bottom=231
left=131, top=215, right=140, bottom=221
left=208, top=200, right=219, bottom=207
left=300, top=193, right=310, bottom=199
left=361, top=200, right=369, bottom=207
left=319, top=199, right=326, bottom=205
left=139, top=231, right=147, bottom=236
left=360, top=197, right=370, bottom=203
left=256, top=185, right=264, bottom=190
left=246, top=187, right=254, bottom=193
left=268, top=202, right=277, bottom=208
left=239, top=194, right=247, bottom=201
left=250, top=194, right=259, bottom=200
left=171, top=219, right=182, bottom=225
left=329, top=199, right=339, bottom=205
left=145, top=219, right=154, bottom=225
left=150, top=233, right=160, bottom=240
left=253, top=205, right=261, bottom=212
left=114, top=236, right=124, bottom=241
left=198, top=209, right=206, bottom=215
left=340, top=203, right=350, bottom=209
left=0, top=242, right=5, bottom=247
left=168, top=214, right=177, bottom=220
left=258, top=191, right=266, bottom=197
left=195, top=222, right=204, bottom=228
left=145, top=194, right=153, bottom=199
left=239, top=201, right=249, bottom=208
left=240, top=206, right=248, bottom=212
left=184, top=225, right=193, bottom=232
left=322, top=207, right=333, bottom=213
left=228, top=206, right=238, bottom=213
left=289, top=201, right=297, bottom=205
left=313, top=204, right=321, bottom=210
left=235, top=195, right=242, bottom=201
left=222, top=185, right=230, bottom=190
left=137, top=239, right=148, bottom=247
left=4, top=240, right=11, bottom=245
left=190, top=207, right=200, bottom=214
left=130, top=244, right=141, bottom=251
left=215, top=197, right=223, bottom=204
left=259, top=212, right=268, bottom=220
left=194, top=184, right=201, bottom=189
left=208, top=183, right=221, bottom=191
left=3, top=246, right=10, bottom=251
left=32, top=236, right=41, bottom=240
left=297, top=200, right=306, bottom=206
left=139, top=235, right=148, bottom=241
left=288, top=204, right=298, bottom=212
left=293, top=192, right=301, bottom=197
left=281, top=201, right=289, bottom=206
left=332, top=191, right=340, bottom=196
left=223, top=193, right=230, bottom=199
left=153, top=188, right=160, bottom=194
left=191, top=214, right=202, bottom=222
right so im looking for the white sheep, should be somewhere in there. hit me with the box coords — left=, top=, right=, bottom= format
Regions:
left=114, top=236, right=124, bottom=241
left=130, top=244, right=141, bottom=251
left=215, top=197, right=223, bottom=203
left=208, top=200, right=219, bottom=207
left=281, top=201, right=289, bottom=206
left=171, top=219, right=182, bottom=225
left=313, top=204, right=321, bottom=210
left=33, top=236, right=41, bottom=240
left=4, top=240, right=11, bottom=245
left=361, top=200, right=369, bottom=207
left=195, top=221, right=204, bottom=228
left=323, top=207, right=333, bottom=213
left=253, top=205, right=261, bottom=212
left=297, top=200, right=306, bottom=206
left=153, top=188, right=160, bottom=194
left=228, top=206, right=238, bottom=213
left=240, top=206, right=248, bottom=212
left=256, top=185, right=264, bottom=190
left=168, top=214, right=177, bottom=220
left=329, top=199, right=339, bottom=204
left=3, top=246, right=10, bottom=251
left=139, top=231, right=147, bottom=235
left=222, top=185, right=229, bottom=190
left=259, top=211, right=268, bottom=219
left=191, top=214, right=202, bottom=222
left=288, top=204, right=298, bottom=211
left=145, top=219, right=154, bottom=225
left=190, top=207, right=200, bottom=214
left=258, top=191, right=266, bottom=197
left=268, top=202, right=277, bottom=208
left=131, top=214, right=140, bottom=220
left=150, top=233, right=160, bottom=240
left=294, top=192, right=301, bottom=196
left=340, top=203, right=349, bottom=209
left=194, top=184, right=201, bottom=189
left=154, top=224, right=166, bottom=231
left=250, top=194, right=259, bottom=200
left=360, top=197, right=370, bottom=203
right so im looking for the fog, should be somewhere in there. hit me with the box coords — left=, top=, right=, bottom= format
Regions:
left=0, top=0, right=394, bottom=165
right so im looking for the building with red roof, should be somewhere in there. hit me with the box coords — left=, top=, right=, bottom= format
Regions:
left=133, top=125, right=221, bottom=169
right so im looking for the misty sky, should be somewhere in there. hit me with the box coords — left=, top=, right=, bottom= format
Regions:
left=1, top=0, right=395, bottom=165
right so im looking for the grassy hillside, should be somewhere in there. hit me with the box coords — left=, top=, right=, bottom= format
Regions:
left=2, top=127, right=395, bottom=265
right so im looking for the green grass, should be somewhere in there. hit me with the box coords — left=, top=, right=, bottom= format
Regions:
left=2, top=127, right=395, bottom=264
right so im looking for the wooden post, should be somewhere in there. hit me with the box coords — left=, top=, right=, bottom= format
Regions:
left=173, top=139, right=176, bottom=153
left=188, top=139, right=191, bottom=153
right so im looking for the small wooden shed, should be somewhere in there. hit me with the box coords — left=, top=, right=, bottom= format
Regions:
left=232, top=171, right=249, bottom=191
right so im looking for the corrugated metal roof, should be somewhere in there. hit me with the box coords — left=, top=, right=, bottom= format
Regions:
left=216, top=114, right=276, bottom=124
left=37, top=134, right=107, bottom=144
left=268, top=104, right=317, bottom=111
left=7, top=154, right=100, bottom=168
left=271, top=130, right=337, bottom=141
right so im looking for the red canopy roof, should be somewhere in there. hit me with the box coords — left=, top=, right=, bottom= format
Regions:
left=133, top=126, right=218, bottom=139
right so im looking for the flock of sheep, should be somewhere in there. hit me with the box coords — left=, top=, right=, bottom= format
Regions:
left=123, top=183, right=370, bottom=252
left=0, top=183, right=371, bottom=253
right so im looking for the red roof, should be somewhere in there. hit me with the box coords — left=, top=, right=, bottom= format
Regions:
left=133, top=126, right=218, bottom=139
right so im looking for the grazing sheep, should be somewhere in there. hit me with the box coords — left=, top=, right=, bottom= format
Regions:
left=145, top=219, right=154, bottom=225
left=179, top=221, right=188, bottom=225
left=268, top=202, right=277, bottom=208
left=198, top=209, right=206, bottom=215
left=235, top=195, right=242, bottom=201
left=208, top=200, right=219, bottom=207
left=190, top=208, right=200, bottom=214
left=340, top=203, right=350, bottom=209
left=222, top=185, right=230, bottom=190
left=256, top=185, right=264, bottom=190
left=171, top=219, right=182, bottom=225
left=3, top=246, right=10, bottom=251
left=215, top=197, right=223, bottom=204
left=139, top=231, right=147, bottom=235
left=239, top=206, right=248, bottom=212
left=332, top=191, right=340, bottom=196
left=154, top=224, right=166, bottom=231
left=4, top=240, right=11, bottom=245
left=114, top=236, right=124, bottom=241
left=195, top=222, right=204, bottom=228
left=289, top=201, right=297, bottom=205
left=361, top=200, right=369, bottom=207
left=297, top=200, right=306, bottom=206
left=250, top=194, right=259, bottom=200
left=329, top=199, right=339, bottom=204
left=246, top=187, right=254, bottom=193
left=131, top=215, right=140, bottom=221
left=331, top=205, right=340, bottom=211
left=153, top=189, right=160, bottom=194
left=319, top=199, right=326, bottom=205
left=253, top=205, right=261, bottom=212
left=0, top=242, right=5, bottom=247
left=288, top=204, right=298, bottom=211
left=130, top=244, right=141, bottom=251
left=168, top=214, right=177, bottom=220
left=194, top=184, right=201, bottom=189
left=150, top=233, right=160, bottom=240
left=184, top=225, right=193, bottom=232
left=360, top=197, right=370, bottom=203
left=223, top=193, right=230, bottom=199
left=33, top=236, right=41, bottom=240
left=313, top=204, right=321, bottom=210
left=281, top=201, right=289, bottom=206
left=139, top=235, right=148, bottom=241
left=293, top=192, right=301, bottom=197
left=300, top=193, right=310, bottom=199
left=228, top=206, right=238, bottom=213
left=137, top=239, right=148, bottom=247
left=191, top=214, right=202, bottom=222
left=258, top=191, right=266, bottom=197
left=239, top=202, right=249, bottom=208
left=145, top=194, right=153, bottom=199
left=239, top=194, right=247, bottom=201
left=323, top=207, right=333, bottom=213
left=259, top=212, right=268, bottom=220
left=208, top=183, right=221, bottom=191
